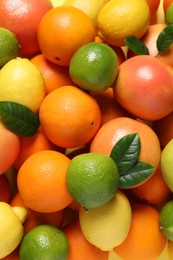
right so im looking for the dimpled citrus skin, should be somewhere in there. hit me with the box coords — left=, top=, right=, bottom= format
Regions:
left=97, top=0, right=150, bottom=46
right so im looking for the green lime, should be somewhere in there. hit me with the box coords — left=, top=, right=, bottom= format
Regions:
left=66, top=152, right=119, bottom=209
left=69, top=42, right=119, bottom=92
left=159, top=200, right=173, bottom=241
left=165, top=3, right=173, bottom=24
left=19, top=225, right=69, bottom=260
left=0, top=27, right=20, bottom=68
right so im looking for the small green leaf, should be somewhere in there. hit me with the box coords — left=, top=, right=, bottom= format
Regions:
left=124, top=36, right=149, bottom=55
left=0, top=101, right=40, bottom=136
left=110, top=133, right=140, bottom=174
left=165, top=3, right=173, bottom=25
left=156, top=24, right=173, bottom=52
left=119, top=161, right=155, bottom=189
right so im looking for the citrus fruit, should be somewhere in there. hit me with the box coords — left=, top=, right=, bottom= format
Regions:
left=113, top=203, right=167, bottom=260
left=66, top=152, right=119, bottom=209
left=159, top=200, right=173, bottom=240
left=165, top=2, right=173, bottom=24
left=0, top=0, right=53, bottom=57
left=69, top=42, right=119, bottom=92
left=0, top=27, right=20, bottom=68
left=113, top=55, right=173, bottom=121
left=0, top=58, right=46, bottom=113
left=63, top=220, right=109, bottom=260
left=79, top=190, right=132, bottom=251
left=161, top=138, right=173, bottom=192
left=97, top=0, right=150, bottom=46
left=19, top=224, right=69, bottom=260
left=51, top=0, right=66, bottom=7
left=90, top=117, right=161, bottom=177
left=163, top=0, right=173, bottom=12
left=30, top=53, right=73, bottom=94
left=0, top=202, right=27, bottom=258
left=17, top=150, right=73, bottom=213
left=0, top=174, right=11, bottom=203
left=0, top=120, right=20, bottom=175
left=37, top=6, right=96, bottom=66
left=39, top=85, right=101, bottom=148
left=63, top=0, right=107, bottom=30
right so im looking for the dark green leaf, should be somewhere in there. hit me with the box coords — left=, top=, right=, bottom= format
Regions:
left=0, top=101, right=40, bottom=136
left=118, top=161, right=155, bottom=189
left=110, top=133, right=140, bottom=174
left=125, top=36, right=149, bottom=55
left=156, top=24, right=173, bottom=52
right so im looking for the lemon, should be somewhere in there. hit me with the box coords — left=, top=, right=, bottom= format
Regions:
left=97, top=0, right=150, bottom=46
left=69, top=42, right=119, bottom=92
left=19, top=224, right=69, bottom=260
left=66, top=152, right=119, bottom=209
left=159, top=200, right=173, bottom=241
left=0, top=58, right=46, bottom=113
left=63, top=0, right=108, bottom=29
left=79, top=190, right=132, bottom=251
left=0, top=202, right=27, bottom=259
left=50, top=0, right=65, bottom=7
left=0, top=27, right=20, bottom=68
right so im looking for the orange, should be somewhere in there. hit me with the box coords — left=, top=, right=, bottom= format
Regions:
left=146, top=0, right=160, bottom=15
left=37, top=6, right=96, bottom=66
left=13, top=127, right=62, bottom=171
left=91, top=88, right=133, bottom=126
left=153, top=110, right=173, bottom=148
left=11, top=192, right=64, bottom=235
left=131, top=164, right=172, bottom=206
left=17, top=150, right=73, bottom=213
left=0, top=121, right=20, bottom=175
left=0, top=0, right=53, bottom=57
left=39, top=85, right=101, bottom=148
left=113, top=55, right=173, bottom=121
left=0, top=174, right=11, bottom=203
left=163, top=0, right=173, bottom=12
left=90, top=117, right=161, bottom=178
left=30, top=53, right=74, bottom=94
left=63, top=220, right=109, bottom=260
left=113, top=203, right=167, bottom=260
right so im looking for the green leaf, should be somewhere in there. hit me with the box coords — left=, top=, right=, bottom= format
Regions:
left=124, top=36, right=149, bottom=55
left=0, top=101, right=40, bottom=136
left=156, top=24, right=173, bottom=52
left=119, top=161, right=155, bottom=189
left=110, top=133, right=140, bottom=174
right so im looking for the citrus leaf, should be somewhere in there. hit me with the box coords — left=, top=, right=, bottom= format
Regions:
left=0, top=101, right=40, bottom=136
left=124, top=36, right=149, bottom=55
left=118, top=161, right=155, bottom=189
left=156, top=24, right=173, bottom=52
left=110, top=133, right=140, bottom=174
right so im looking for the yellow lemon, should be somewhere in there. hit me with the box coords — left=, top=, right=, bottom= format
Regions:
left=97, top=0, right=150, bottom=46
left=0, top=202, right=27, bottom=259
left=0, top=58, right=46, bottom=113
left=50, top=0, right=65, bottom=7
left=63, top=0, right=108, bottom=29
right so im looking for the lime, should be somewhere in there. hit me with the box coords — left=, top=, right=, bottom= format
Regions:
left=66, top=152, right=119, bottom=209
left=165, top=3, right=173, bottom=24
left=69, top=42, right=119, bottom=92
left=159, top=200, right=173, bottom=241
left=19, top=225, right=69, bottom=260
left=0, top=27, right=20, bottom=68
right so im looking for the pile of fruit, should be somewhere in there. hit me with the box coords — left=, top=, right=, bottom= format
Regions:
left=1, top=0, right=173, bottom=259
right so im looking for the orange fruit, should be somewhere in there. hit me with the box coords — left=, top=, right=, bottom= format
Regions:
left=39, top=85, right=101, bottom=148
left=30, top=53, right=74, bottom=94
left=13, top=127, right=61, bottom=171
left=131, top=164, right=172, bottom=206
left=0, top=121, right=20, bottom=175
left=0, top=174, right=11, bottom=203
left=113, top=203, right=167, bottom=260
left=37, top=6, right=96, bottom=66
left=91, top=87, right=133, bottom=126
left=113, top=55, right=173, bottom=121
left=90, top=117, right=161, bottom=179
left=0, top=0, right=53, bottom=57
left=63, top=220, right=109, bottom=260
left=17, top=150, right=73, bottom=213
left=153, top=110, right=173, bottom=148
left=146, top=0, right=160, bottom=15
